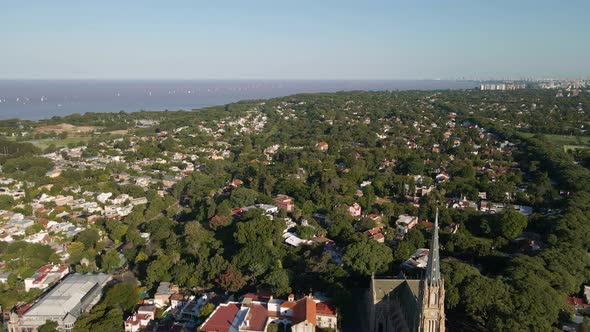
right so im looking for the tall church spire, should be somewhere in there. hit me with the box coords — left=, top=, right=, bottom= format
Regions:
left=426, top=208, right=441, bottom=287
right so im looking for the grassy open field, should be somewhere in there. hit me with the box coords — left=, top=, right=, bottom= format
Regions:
left=24, top=136, right=92, bottom=150
left=520, top=132, right=590, bottom=151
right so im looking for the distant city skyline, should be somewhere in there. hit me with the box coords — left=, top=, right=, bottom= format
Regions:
left=1, top=0, right=589, bottom=80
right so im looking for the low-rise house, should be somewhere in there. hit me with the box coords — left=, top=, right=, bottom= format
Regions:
left=200, top=293, right=337, bottom=332
left=275, top=194, right=295, bottom=212
left=402, top=248, right=430, bottom=269
left=112, top=194, right=130, bottom=205
left=24, top=264, right=69, bottom=292
left=311, top=236, right=335, bottom=247
left=154, top=282, right=180, bottom=308
left=479, top=200, right=489, bottom=212
left=512, top=204, right=533, bottom=216
left=0, top=233, right=14, bottom=242
left=55, top=195, right=74, bottom=206
left=230, top=179, right=243, bottom=188
left=9, top=218, right=34, bottom=232
left=366, top=214, right=383, bottom=224
left=566, top=296, right=590, bottom=313
left=366, top=226, right=385, bottom=243
left=50, top=221, right=77, bottom=234
left=97, top=192, right=113, bottom=203
left=125, top=305, right=156, bottom=332
left=283, top=232, right=307, bottom=247
left=316, top=141, right=329, bottom=152
left=104, top=205, right=120, bottom=218
left=200, top=302, right=241, bottom=332
left=396, top=214, right=419, bottom=235
left=117, top=205, right=134, bottom=217
left=242, top=204, right=279, bottom=216
left=130, top=197, right=148, bottom=206
left=170, top=292, right=192, bottom=310
left=162, top=177, right=178, bottom=188
left=23, top=232, right=51, bottom=244
left=38, top=193, right=56, bottom=203
left=348, top=203, right=362, bottom=218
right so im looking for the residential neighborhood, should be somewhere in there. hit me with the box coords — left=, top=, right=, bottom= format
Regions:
left=0, top=89, right=589, bottom=331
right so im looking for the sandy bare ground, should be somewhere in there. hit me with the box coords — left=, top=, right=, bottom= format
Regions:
left=108, top=129, right=129, bottom=135
left=34, top=123, right=96, bottom=134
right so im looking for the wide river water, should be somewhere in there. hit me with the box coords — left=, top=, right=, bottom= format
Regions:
left=0, top=80, right=478, bottom=121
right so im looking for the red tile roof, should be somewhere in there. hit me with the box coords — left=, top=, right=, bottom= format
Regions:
left=242, top=290, right=272, bottom=302
left=280, top=302, right=296, bottom=310
left=16, top=303, right=33, bottom=316
left=201, top=303, right=240, bottom=332
left=316, top=302, right=337, bottom=316
left=33, top=273, right=48, bottom=283
left=125, top=313, right=151, bottom=325
left=36, top=264, right=67, bottom=274
left=567, top=296, right=590, bottom=307
left=419, top=220, right=434, bottom=230
left=291, top=296, right=316, bottom=326
left=243, top=304, right=268, bottom=331
left=366, top=226, right=383, bottom=236
left=367, top=214, right=382, bottom=221
left=370, top=233, right=385, bottom=242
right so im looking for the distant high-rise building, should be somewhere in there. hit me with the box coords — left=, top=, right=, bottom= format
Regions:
left=480, top=83, right=526, bottom=91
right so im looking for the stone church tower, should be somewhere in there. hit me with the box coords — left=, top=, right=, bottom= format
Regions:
left=418, top=209, right=445, bottom=332
left=367, top=209, right=445, bottom=332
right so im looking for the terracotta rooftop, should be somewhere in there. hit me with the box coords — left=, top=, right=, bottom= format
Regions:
left=243, top=291, right=272, bottom=302
left=16, top=303, right=33, bottom=316
left=366, top=226, right=383, bottom=236
left=279, top=301, right=297, bottom=309
left=370, top=233, right=385, bottom=241
left=36, top=264, right=68, bottom=274
left=125, top=313, right=151, bottom=325
left=316, top=302, right=337, bottom=316
left=200, top=303, right=240, bottom=332
left=419, top=220, right=434, bottom=230
left=170, top=293, right=190, bottom=301
left=567, top=296, right=590, bottom=307
left=291, top=296, right=316, bottom=326
left=311, top=236, right=334, bottom=244
left=243, top=303, right=269, bottom=331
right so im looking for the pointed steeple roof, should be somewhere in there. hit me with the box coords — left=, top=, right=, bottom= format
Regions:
left=426, top=208, right=441, bottom=286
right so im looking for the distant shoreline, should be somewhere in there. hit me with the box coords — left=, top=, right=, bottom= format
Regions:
left=0, top=79, right=479, bottom=121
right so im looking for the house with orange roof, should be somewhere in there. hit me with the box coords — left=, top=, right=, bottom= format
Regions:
left=365, top=226, right=386, bottom=243
left=199, top=293, right=337, bottom=332
left=316, top=142, right=329, bottom=152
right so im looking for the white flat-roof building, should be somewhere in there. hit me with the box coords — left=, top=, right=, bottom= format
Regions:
left=8, top=273, right=111, bottom=332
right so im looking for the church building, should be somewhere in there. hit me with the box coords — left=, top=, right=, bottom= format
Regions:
left=366, top=209, right=445, bottom=332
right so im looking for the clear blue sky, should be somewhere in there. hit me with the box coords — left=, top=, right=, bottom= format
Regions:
left=1, top=0, right=589, bottom=80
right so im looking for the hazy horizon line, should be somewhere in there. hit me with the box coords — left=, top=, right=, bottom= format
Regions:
left=1, top=77, right=586, bottom=82
left=0, top=78, right=480, bottom=81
